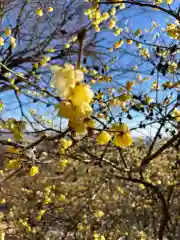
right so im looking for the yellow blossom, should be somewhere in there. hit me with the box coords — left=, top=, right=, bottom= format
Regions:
left=4, top=28, right=11, bottom=36
left=64, top=43, right=70, bottom=48
left=166, top=0, right=173, bottom=4
left=58, top=101, right=75, bottom=119
left=155, top=0, right=163, bottom=4
left=10, top=37, right=16, bottom=48
left=110, top=8, right=116, bottom=16
left=4, top=159, right=21, bottom=170
left=70, top=83, right=94, bottom=106
left=59, top=194, right=66, bottom=201
left=85, top=118, right=96, bottom=128
left=69, top=119, right=87, bottom=133
left=7, top=146, right=21, bottom=154
left=111, top=123, right=129, bottom=134
left=93, top=232, right=106, bottom=240
left=29, top=166, right=39, bottom=176
left=36, top=8, right=43, bottom=17
left=0, top=36, right=4, bottom=46
left=172, top=108, right=180, bottom=121
left=50, top=64, right=84, bottom=98
left=60, top=138, right=72, bottom=150
left=101, top=12, right=109, bottom=21
left=108, top=19, right=116, bottom=29
left=114, top=40, right=124, bottom=49
left=93, top=210, right=104, bottom=218
left=114, top=28, right=123, bottom=36
left=43, top=197, right=52, bottom=205
left=125, top=81, right=134, bottom=91
left=126, top=39, right=133, bottom=45
left=114, top=132, right=132, bottom=148
left=0, top=199, right=6, bottom=204
left=96, top=131, right=111, bottom=145
left=0, top=231, right=5, bottom=240
left=59, top=159, right=69, bottom=168
left=47, top=7, right=53, bottom=12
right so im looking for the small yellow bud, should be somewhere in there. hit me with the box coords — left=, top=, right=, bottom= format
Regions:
left=36, top=8, right=43, bottom=17
left=166, top=0, right=173, bottom=4
left=0, top=36, right=4, bottom=46
left=4, top=28, right=11, bottom=37
left=47, top=7, right=54, bottom=12
left=126, top=39, right=133, bottom=45
left=29, top=166, right=39, bottom=176
left=96, top=131, right=111, bottom=145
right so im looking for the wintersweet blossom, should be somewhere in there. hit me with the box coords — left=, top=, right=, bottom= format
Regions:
left=70, top=83, right=94, bottom=106
left=50, top=64, right=84, bottom=98
left=112, top=123, right=133, bottom=148
left=29, top=166, right=39, bottom=176
left=96, top=131, right=111, bottom=145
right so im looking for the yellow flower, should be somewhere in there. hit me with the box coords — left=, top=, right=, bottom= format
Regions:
left=166, top=23, right=180, bottom=40
left=85, top=118, right=96, bottom=128
left=111, top=123, right=129, bottom=133
left=126, top=39, right=133, bottom=45
left=4, top=159, right=21, bottom=170
left=10, top=37, right=16, bottom=48
left=59, top=194, right=66, bottom=201
left=0, top=199, right=6, bottom=204
left=60, top=138, right=72, bottom=150
left=145, top=95, right=153, bottom=105
left=96, top=131, right=111, bottom=145
left=4, top=28, right=11, bottom=36
left=43, top=196, right=52, bottom=205
left=108, top=19, right=116, bottom=29
left=69, top=119, right=87, bottom=133
left=33, top=63, right=39, bottom=69
left=114, top=28, right=123, bottom=36
left=90, top=79, right=96, bottom=84
left=93, top=232, right=106, bottom=240
left=47, top=7, right=54, bottom=12
left=118, top=94, right=131, bottom=102
left=50, top=64, right=84, bottom=98
left=114, top=40, right=124, bottom=49
left=59, top=159, right=69, bottom=168
left=64, top=43, right=70, bottom=49
left=125, top=81, right=134, bottom=91
left=114, top=132, right=132, bottom=148
left=172, top=108, right=180, bottom=121
left=29, top=166, right=39, bottom=176
left=59, top=101, right=75, bottom=119
left=110, top=7, right=116, bottom=16
left=0, top=36, right=4, bottom=46
left=139, top=48, right=150, bottom=58
left=166, top=0, right=173, bottom=4
left=59, top=101, right=92, bottom=120
left=0, top=231, right=5, bottom=240
left=155, top=0, right=163, bottom=4
left=70, top=83, right=94, bottom=106
left=74, top=103, right=93, bottom=119
left=101, top=12, right=110, bottom=21
left=7, top=146, right=20, bottom=154
left=36, top=8, right=43, bottom=17
left=93, top=210, right=104, bottom=218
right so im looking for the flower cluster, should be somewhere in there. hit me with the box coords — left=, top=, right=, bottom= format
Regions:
left=166, top=23, right=180, bottom=40
left=51, top=63, right=94, bottom=133
left=96, top=123, right=132, bottom=148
